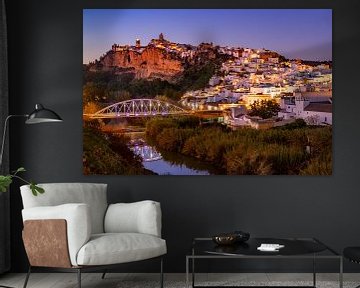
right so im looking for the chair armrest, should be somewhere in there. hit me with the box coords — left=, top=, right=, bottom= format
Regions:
left=22, top=203, right=91, bottom=266
left=104, top=200, right=162, bottom=237
left=23, top=219, right=72, bottom=268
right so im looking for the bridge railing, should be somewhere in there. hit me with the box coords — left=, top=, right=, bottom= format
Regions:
left=84, top=98, right=191, bottom=118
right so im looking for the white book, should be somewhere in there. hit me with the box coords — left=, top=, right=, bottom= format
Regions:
left=257, top=243, right=285, bottom=251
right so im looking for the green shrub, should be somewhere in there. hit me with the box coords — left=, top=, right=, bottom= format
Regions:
left=145, top=118, right=332, bottom=175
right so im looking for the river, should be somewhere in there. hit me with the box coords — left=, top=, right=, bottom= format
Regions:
left=126, top=131, right=214, bottom=175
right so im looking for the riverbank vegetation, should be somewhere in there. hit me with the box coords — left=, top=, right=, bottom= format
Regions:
left=83, top=121, right=153, bottom=175
left=146, top=117, right=332, bottom=175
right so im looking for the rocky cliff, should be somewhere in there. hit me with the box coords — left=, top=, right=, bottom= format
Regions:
left=95, top=46, right=184, bottom=81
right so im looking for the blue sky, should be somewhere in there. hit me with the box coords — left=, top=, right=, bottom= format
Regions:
left=83, top=9, right=332, bottom=64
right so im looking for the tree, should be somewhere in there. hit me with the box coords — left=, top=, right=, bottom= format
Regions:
left=83, top=82, right=108, bottom=104
left=108, top=90, right=132, bottom=102
left=83, top=124, right=151, bottom=175
left=83, top=102, right=101, bottom=115
left=248, top=100, right=281, bottom=119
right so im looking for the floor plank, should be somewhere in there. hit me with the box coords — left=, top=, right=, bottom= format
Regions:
left=1, top=273, right=359, bottom=288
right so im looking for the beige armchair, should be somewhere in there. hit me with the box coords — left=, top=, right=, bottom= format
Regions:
left=20, top=183, right=166, bottom=288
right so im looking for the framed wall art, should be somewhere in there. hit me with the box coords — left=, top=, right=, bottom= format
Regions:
left=83, top=9, right=332, bottom=175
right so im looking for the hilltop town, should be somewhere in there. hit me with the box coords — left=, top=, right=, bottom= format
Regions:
left=87, top=33, right=332, bottom=129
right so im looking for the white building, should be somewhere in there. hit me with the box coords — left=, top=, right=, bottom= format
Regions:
left=250, top=85, right=297, bottom=97
left=268, top=57, right=279, bottom=64
left=206, top=94, right=225, bottom=103
left=278, top=93, right=332, bottom=125
left=301, top=103, right=332, bottom=125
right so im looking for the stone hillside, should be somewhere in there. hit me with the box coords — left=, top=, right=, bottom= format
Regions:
left=93, top=46, right=184, bottom=82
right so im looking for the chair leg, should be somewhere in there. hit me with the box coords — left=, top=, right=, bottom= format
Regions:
left=77, top=268, right=81, bottom=288
left=160, top=257, right=164, bottom=288
left=23, top=266, right=31, bottom=288
left=101, top=270, right=107, bottom=279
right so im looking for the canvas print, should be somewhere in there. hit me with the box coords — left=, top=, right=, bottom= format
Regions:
left=83, top=9, right=332, bottom=175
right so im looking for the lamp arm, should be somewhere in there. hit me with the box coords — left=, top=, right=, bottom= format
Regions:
left=0, top=114, right=28, bottom=169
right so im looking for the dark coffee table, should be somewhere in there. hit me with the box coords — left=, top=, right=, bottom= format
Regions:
left=186, top=237, right=342, bottom=288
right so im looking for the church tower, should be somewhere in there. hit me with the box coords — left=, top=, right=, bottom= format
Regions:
left=295, top=92, right=310, bottom=116
left=135, top=38, right=141, bottom=48
left=159, top=33, right=164, bottom=41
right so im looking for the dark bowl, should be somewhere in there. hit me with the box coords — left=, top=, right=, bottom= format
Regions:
left=212, top=234, right=238, bottom=245
left=212, top=231, right=250, bottom=246
left=233, top=230, right=250, bottom=242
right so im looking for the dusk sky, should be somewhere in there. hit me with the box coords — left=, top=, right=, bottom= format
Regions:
left=83, top=9, right=332, bottom=64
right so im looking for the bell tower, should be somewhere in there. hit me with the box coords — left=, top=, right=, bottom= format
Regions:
left=135, top=38, right=141, bottom=48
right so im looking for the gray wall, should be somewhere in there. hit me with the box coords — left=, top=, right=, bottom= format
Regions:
left=5, top=0, right=360, bottom=273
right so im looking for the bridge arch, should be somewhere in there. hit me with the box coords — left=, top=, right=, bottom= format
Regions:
left=86, top=98, right=190, bottom=119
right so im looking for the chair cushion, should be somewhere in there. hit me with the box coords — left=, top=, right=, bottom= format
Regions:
left=76, top=233, right=167, bottom=266
left=105, top=201, right=162, bottom=237
left=21, top=183, right=108, bottom=234
left=344, top=247, right=360, bottom=263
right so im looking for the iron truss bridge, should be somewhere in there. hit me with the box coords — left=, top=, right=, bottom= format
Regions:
left=84, top=99, right=191, bottom=119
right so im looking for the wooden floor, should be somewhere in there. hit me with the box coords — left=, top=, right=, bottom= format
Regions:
left=0, top=273, right=359, bottom=288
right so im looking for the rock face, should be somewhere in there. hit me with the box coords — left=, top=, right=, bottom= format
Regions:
left=97, top=46, right=184, bottom=81
left=260, top=51, right=282, bottom=61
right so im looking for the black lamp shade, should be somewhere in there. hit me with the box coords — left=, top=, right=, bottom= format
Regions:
left=25, top=104, right=63, bottom=124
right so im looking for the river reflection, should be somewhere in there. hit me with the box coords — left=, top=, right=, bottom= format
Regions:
left=130, top=141, right=163, bottom=162
left=128, top=138, right=211, bottom=175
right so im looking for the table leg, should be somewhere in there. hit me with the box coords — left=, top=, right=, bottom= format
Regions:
left=186, top=257, right=189, bottom=288
left=192, top=257, right=195, bottom=288
left=313, top=254, right=316, bottom=287
left=339, top=257, right=343, bottom=288
left=192, top=246, right=195, bottom=288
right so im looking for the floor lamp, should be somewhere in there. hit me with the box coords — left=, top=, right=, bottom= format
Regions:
left=0, top=103, right=62, bottom=288
left=0, top=103, right=63, bottom=167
